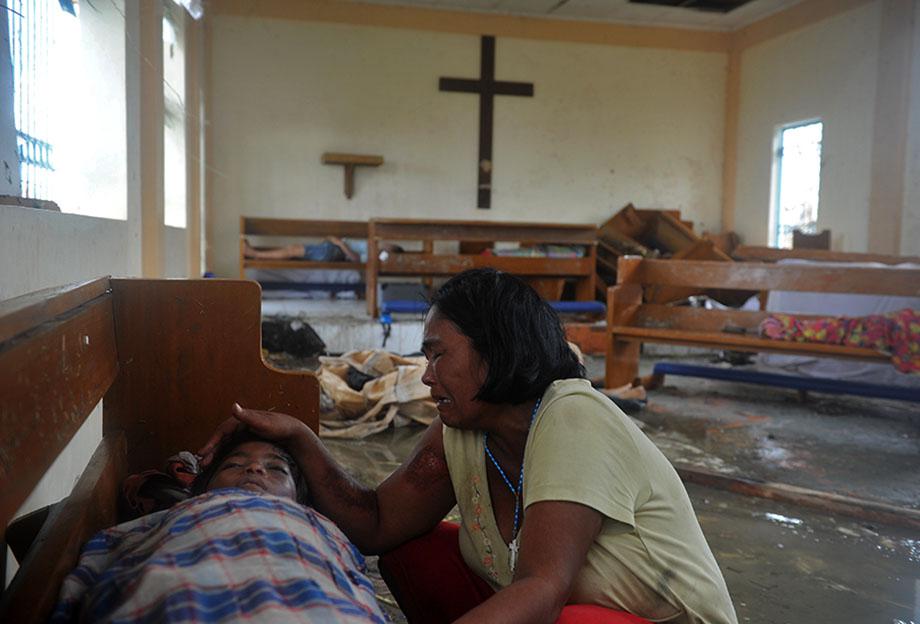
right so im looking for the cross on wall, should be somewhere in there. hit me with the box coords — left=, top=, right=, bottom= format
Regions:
left=439, top=36, right=534, bottom=209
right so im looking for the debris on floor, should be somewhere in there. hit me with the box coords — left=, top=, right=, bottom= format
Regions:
left=318, top=350, right=437, bottom=439
left=261, top=317, right=326, bottom=357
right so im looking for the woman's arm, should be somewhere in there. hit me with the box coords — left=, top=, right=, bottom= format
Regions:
left=198, top=405, right=456, bottom=554
left=454, top=500, right=603, bottom=624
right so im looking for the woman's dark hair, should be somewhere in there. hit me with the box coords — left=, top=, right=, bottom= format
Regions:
left=429, top=268, right=585, bottom=404
left=192, top=430, right=309, bottom=505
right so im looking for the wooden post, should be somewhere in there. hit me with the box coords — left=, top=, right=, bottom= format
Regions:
left=238, top=216, right=246, bottom=279
left=574, top=242, right=597, bottom=300
left=367, top=221, right=379, bottom=316
left=605, top=284, right=643, bottom=388
left=605, top=256, right=644, bottom=388
left=422, top=239, right=434, bottom=294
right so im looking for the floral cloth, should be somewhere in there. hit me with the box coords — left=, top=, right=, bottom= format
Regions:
left=120, top=451, right=199, bottom=520
left=760, top=308, right=920, bottom=374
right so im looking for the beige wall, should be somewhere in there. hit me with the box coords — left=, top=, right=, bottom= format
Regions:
left=207, top=17, right=727, bottom=277
left=0, top=207, right=140, bottom=300
left=165, top=225, right=190, bottom=276
left=898, top=2, right=920, bottom=256
left=732, top=2, right=882, bottom=251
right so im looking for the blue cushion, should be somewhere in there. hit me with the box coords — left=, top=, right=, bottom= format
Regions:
left=548, top=301, right=606, bottom=315
left=381, top=300, right=429, bottom=315
left=380, top=300, right=606, bottom=316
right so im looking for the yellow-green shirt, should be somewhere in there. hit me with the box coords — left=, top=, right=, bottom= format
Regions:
left=442, top=378, right=737, bottom=624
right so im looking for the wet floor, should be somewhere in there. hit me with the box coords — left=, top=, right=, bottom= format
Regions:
left=637, top=379, right=920, bottom=510
left=316, top=355, right=920, bottom=624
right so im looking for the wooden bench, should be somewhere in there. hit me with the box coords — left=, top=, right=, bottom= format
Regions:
left=366, top=218, right=598, bottom=316
left=732, top=245, right=920, bottom=265
left=604, top=256, right=920, bottom=388
left=240, top=217, right=368, bottom=294
left=0, top=278, right=319, bottom=623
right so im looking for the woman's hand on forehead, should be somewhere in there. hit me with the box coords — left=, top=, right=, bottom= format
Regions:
left=197, top=403, right=310, bottom=468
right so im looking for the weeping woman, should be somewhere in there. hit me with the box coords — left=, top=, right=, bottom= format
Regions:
left=200, top=268, right=737, bottom=624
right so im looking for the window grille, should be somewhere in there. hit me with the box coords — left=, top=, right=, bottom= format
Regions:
left=7, top=0, right=77, bottom=200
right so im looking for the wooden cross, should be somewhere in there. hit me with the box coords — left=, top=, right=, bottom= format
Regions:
left=440, top=36, right=534, bottom=209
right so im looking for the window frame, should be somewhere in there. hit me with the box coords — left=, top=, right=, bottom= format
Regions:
left=768, top=118, right=824, bottom=248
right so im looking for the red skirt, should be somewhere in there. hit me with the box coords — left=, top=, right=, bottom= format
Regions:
left=378, top=522, right=651, bottom=624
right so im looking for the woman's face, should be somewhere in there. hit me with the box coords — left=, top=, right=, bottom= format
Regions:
left=207, top=441, right=298, bottom=500
left=421, top=308, right=490, bottom=429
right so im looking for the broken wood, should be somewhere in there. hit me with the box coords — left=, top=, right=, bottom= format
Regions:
left=645, top=211, right=703, bottom=255
left=600, top=203, right=648, bottom=240
left=594, top=204, right=737, bottom=300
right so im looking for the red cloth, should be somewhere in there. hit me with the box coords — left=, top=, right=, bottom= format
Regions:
left=120, top=451, right=199, bottom=520
left=378, top=522, right=651, bottom=624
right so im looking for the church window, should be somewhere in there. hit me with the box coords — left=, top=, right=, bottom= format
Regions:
left=7, top=0, right=80, bottom=201
left=769, top=120, right=823, bottom=248
left=163, top=1, right=186, bottom=228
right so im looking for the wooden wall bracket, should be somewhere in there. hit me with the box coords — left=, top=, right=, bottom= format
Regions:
left=321, top=152, right=383, bottom=199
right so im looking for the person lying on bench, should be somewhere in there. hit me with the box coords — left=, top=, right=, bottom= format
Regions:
left=244, top=237, right=403, bottom=263
left=51, top=431, right=387, bottom=624
left=200, top=268, right=738, bottom=624
left=244, top=235, right=365, bottom=262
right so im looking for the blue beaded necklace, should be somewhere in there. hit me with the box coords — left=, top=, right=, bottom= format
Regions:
left=483, top=397, right=542, bottom=573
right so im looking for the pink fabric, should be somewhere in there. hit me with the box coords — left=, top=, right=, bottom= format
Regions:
left=760, top=308, right=920, bottom=374
left=378, top=521, right=652, bottom=624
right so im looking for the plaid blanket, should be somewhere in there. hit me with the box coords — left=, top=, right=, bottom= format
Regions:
left=51, top=489, right=388, bottom=623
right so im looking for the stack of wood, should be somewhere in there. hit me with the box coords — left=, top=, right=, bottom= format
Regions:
left=596, top=204, right=748, bottom=306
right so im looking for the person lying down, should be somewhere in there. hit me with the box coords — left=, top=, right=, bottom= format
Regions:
left=51, top=431, right=387, bottom=624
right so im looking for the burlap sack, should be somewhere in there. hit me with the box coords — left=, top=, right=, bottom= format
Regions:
left=316, top=343, right=583, bottom=439
left=317, top=350, right=437, bottom=439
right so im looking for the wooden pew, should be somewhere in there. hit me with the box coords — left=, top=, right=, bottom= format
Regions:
left=366, top=218, right=597, bottom=316
left=240, top=217, right=368, bottom=293
left=732, top=245, right=920, bottom=265
left=0, top=278, right=319, bottom=623
left=605, top=256, right=920, bottom=388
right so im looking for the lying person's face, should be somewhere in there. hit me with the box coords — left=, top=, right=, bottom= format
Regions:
left=206, top=441, right=298, bottom=500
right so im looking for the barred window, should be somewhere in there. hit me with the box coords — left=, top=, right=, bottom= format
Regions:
left=7, top=0, right=79, bottom=200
